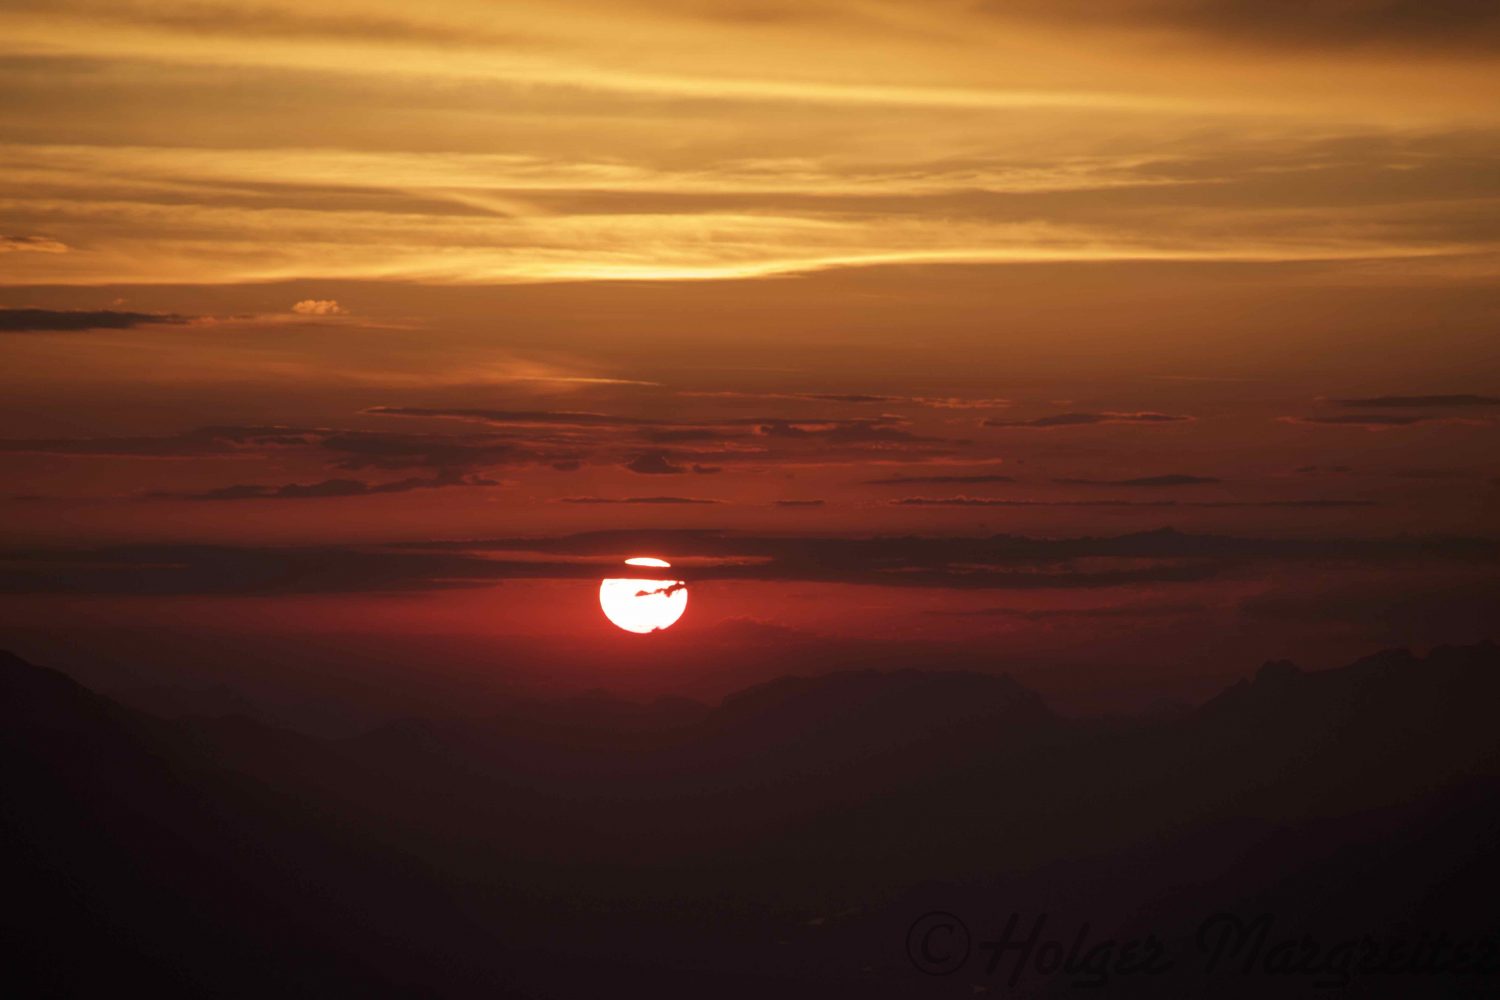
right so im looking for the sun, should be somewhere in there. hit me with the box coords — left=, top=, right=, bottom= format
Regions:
left=599, top=557, right=688, bottom=633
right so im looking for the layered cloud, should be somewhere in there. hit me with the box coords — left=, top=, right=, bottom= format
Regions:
left=2, top=393, right=1476, bottom=511
left=4, top=0, right=1499, bottom=287
left=358, top=407, right=965, bottom=468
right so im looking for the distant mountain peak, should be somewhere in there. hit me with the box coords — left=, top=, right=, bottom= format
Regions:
left=1200, top=641, right=1499, bottom=720
left=0, top=649, right=119, bottom=733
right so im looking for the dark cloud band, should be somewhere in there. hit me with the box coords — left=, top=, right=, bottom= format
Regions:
left=0, top=308, right=191, bottom=332
left=1, top=528, right=1491, bottom=597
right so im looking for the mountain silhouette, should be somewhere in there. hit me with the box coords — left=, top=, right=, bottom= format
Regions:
left=4, top=643, right=1498, bottom=997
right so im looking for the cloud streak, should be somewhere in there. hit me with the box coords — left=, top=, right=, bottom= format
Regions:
left=1333, top=394, right=1500, bottom=408
left=1002, top=0, right=1500, bottom=51
left=930, top=600, right=1209, bottom=620
left=0, top=426, right=321, bottom=459
left=0, top=412, right=983, bottom=488
left=152, top=472, right=497, bottom=501
left=1286, top=414, right=1436, bottom=427
left=1053, top=475, right=1221, bottom=487
left=893, top=496, right=1376, bottom=508
left=681, top=390, right=1012, bottom=409
left=862, top=473, right=1015, bottom=486
left=984, top=412, right=1193, bottom=428
left=0, top=308, right=190, bottom=332
left=556, top=496, right=722, bottom=505
left=0, top=235, right=68, bottom=254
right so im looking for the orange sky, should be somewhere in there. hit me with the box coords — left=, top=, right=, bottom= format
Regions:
left=2, top=1, right=1498, bottom=713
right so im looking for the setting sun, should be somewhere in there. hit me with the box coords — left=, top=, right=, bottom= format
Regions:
left=599, top=557, right=688, bottom=634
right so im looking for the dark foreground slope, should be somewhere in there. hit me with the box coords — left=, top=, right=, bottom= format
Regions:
left=4, top=644, right=1499, bottom=997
